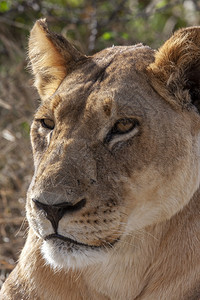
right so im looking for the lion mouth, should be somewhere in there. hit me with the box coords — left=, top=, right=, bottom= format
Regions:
left=44, top=233, right=102, bottom=249
left=44, top=233, right=119, bottom=249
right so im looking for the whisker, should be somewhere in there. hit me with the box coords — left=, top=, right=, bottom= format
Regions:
left=15, top=217, right=28, bottom=237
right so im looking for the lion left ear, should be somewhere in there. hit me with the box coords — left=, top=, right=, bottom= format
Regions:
left=147, top=27, right=200, bottom=111
left=28, top=19, right=86, bottom=100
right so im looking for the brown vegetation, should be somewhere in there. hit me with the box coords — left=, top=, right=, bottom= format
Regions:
left=0, top=74, right=37, bottom=287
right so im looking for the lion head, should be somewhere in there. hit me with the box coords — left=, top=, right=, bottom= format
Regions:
left=27, top=20, right=200, bottom=270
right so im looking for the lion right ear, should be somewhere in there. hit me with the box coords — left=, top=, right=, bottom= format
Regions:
left=147, top=26, right=200, bottom=111
left=28, top=19, right=86, bottom=100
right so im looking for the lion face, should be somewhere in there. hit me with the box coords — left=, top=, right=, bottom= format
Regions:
left=27, top=20, right=200, bottom=270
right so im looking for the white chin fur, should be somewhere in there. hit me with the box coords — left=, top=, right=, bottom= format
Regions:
left=41, top=240, right=107, bottom=270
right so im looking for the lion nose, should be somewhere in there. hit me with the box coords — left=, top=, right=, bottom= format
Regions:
left=32, top=198, right=86, bottom=233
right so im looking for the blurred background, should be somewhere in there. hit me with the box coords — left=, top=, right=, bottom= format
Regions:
left=0, top=0, right=200, bottom=288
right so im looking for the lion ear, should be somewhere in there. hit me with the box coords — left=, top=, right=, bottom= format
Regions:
left=28, top=19, right=85, bottom=100
left=147, top=27, right=200, bottom=111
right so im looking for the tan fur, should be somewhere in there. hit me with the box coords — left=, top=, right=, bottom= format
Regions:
left=147, top=27, right=200, bottom=109
left=28, top=19, right=86, bottom=100
left=1, top=21, right=200, bottom=300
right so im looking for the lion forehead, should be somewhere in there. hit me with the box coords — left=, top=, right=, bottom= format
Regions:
left=48, top=45, right=155, bottom=124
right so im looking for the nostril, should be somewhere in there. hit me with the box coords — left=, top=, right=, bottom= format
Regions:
left=32, top=198, right=86, bottom=212
left=32, top=198, right=61, bottom=232
left=32, top=198, right=49, bottom=211
left=32, top=198, right=86, bottom=233
left=55, top=198, right=86, bottom=212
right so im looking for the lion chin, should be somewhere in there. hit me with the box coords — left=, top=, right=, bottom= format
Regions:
left=41, top=239, right=107, bottom=270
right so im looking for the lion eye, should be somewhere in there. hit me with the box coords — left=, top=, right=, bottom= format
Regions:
left=113, top=118, right=138, bottom=134
left=104, top=118, right=139, bottom=144
left=114, top=119, right=135, bottom=134
left=41, top=119, right=55, bottom=130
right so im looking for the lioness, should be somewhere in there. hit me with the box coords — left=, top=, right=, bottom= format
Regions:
left=1, top=19, right=200, bottom=300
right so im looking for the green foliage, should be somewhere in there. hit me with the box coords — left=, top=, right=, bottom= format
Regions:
left=121, top=32, right=129, bottom=40
left=20, top=121, right=30, bottom=137
left=155, top=0, right=168, bottom=9
left=0, top=0, right=11, bottom=12
left=0, top=0, right=200, bottom=70
left=101, top=32, right=115, bottom=41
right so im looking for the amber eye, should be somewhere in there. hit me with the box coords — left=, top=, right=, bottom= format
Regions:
left=113, top=118, right=138, bottom=134
left=104, top=118, right=139, bottom=144
left=114, top=119, right=136, bottom=134
left=41, top=119, right=55, bottom=130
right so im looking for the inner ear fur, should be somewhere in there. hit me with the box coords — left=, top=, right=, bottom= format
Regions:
left=28, top=19, right=86, bottom=100
left=147, top=26, right=200, bottom=111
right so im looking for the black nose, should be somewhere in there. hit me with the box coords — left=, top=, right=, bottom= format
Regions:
left=32, top=198, right=86, bottom=233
